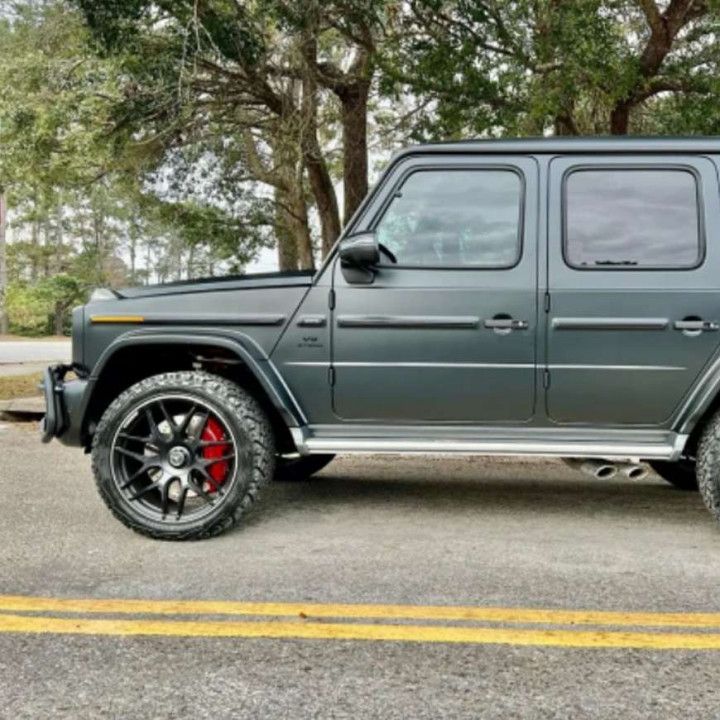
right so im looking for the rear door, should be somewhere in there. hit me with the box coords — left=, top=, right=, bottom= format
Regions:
left=331, top=155, right=539, bottom=423
left=546, top=155, right=720, bottom=425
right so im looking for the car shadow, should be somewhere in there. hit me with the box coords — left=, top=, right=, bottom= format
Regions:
left=239, top=457, right=707, bottom=530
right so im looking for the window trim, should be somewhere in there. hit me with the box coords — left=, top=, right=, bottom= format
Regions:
left=369, top=164, right=526, bottom=271
left=561, top=163, right=706, bottom=272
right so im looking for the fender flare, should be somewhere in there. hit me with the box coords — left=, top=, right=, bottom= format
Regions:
left=674, top=352, right=720, bottom=436
left=78, top=328, right=307, bottom=437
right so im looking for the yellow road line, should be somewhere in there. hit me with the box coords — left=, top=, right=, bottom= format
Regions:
left=1, top=613, right=720, bottom=649
left=0, top=595, right=719, bottom=630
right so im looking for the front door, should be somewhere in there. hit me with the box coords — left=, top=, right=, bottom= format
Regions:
left=546, top=155, right=720, bottom=425
left=331, top=156, right=539, bottom=423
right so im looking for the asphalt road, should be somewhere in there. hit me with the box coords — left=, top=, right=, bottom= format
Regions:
left=2, top=420, right=720, bottom=719
left=0, top=340, right=71, bottom=366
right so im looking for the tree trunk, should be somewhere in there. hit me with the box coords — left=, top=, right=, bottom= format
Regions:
left=53, top=203, right=63, bottom=274
left=609, top=102, right=631, bottom=135
left=53, top=301, right=64, bottom=336
left=290, top=191, right=314, bottom=270
left=300, top=36, right=342, bottom=257
left=339, top=82, right=370, bottom=224
left=275, top=187, right=299, bottom=271
left=0, top=193, right=8, bottom=335
left=30, top=220, right=39, bottom=281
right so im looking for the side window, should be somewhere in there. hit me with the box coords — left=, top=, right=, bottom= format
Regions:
left=564, top=168, right=702, bottom=269
left=375, top=169, right=523, bottom=268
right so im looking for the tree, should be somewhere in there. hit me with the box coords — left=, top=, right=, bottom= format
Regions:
left=381, top=1, right=720, bottom=138
left=74, top=0, right=392, bottom=263
left=0, top=193, right=7, bottom=334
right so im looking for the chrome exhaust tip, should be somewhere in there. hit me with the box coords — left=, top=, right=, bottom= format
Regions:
left=622, top=464, right=649, bottom=481
left=563, top=458, right=618, bottom=480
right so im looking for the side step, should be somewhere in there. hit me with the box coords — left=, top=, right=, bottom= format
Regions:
left=296, top=426, right=687, bottom=461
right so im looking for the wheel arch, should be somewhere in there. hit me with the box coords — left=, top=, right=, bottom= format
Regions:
left=674, top=358, right=720, bottom=453
left=79, top=330, right=305, bottom=453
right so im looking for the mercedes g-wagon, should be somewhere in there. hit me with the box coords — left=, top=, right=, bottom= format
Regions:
left=42, top=137, right=720, bottom=539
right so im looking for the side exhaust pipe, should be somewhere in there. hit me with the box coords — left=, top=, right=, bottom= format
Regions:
left=621, top=464, right=649, bottom=481
left=563, top=458, right=618, bottom=480
left=563, top=458, right=649, bottom=481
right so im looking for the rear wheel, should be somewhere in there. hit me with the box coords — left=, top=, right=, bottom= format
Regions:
left=275, top=454, right=335, bottom=482
left=91, top=371, right=274, bottom=540
left=649, top=457, right=698, bottom=491
left=697, top=411, right=720, bottom=524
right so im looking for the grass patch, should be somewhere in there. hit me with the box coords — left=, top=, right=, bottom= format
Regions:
left=0, top=372, right=43, bottom=401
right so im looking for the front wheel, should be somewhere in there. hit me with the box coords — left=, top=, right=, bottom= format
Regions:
left=91, top=371, right=275, bottom=540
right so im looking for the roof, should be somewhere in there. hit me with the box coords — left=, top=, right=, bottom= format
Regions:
left=394, top=136, right=720, bottom=159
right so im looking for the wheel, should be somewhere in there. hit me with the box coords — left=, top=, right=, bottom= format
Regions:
left=649, top=457, right=698, bottom=491
left=697, top=412, right=720, bottom=523
left=91, top=371, right=275, bottom=540
left=275, top=454, right=335, bottom=482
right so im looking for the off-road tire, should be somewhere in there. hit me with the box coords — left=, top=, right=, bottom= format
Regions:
left=649, top=460, right=698, bottom=491
left=91, top=371, right=274, bottom=540
left=275, top=454, right=335, bottom=482
left=696, top=412, right=720, bottom=522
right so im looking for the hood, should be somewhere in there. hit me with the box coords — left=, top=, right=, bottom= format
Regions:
left=108, top=270, right=316, bottom=300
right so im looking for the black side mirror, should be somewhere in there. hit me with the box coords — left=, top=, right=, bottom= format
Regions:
left=339, top=232, right=380, bottom=268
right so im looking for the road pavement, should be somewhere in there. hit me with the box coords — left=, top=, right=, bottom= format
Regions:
left=1, top=421, right=720, bottom=719
left=0, top=340, right=71, bottom=368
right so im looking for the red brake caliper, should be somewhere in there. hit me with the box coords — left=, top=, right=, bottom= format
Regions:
left=200, top=416, right=230, bottom=491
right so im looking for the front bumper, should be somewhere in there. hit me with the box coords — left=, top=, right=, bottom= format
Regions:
left=40, top=364, right=89, bottom=446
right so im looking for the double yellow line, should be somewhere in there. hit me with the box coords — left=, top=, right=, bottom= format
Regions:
left=1, top=594, right=720, bottom=649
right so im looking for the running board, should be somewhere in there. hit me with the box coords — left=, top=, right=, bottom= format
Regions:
left=294, top=426, right=687, bottom=461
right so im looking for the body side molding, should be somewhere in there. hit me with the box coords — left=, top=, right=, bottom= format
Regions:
left=337, top=315, right=480, bottom=329
left=552, top=318, right=669, bottom=331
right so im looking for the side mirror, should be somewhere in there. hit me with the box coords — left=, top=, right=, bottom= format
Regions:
left=339, top=232, right=380, bottom=268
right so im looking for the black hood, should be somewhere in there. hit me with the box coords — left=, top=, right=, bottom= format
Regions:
left=114, top=270, right=316, bottom=299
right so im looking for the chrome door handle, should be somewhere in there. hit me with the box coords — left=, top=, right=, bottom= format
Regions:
left=484, top=318, right=529, bottom=331
left=674, top=320, right=719, bottom=332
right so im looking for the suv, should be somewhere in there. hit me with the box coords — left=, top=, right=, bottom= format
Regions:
left=42, top=137, right=720, bottom=539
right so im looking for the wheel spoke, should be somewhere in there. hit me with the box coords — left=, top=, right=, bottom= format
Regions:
left=114, top=446, right=157, bottom=464
left=158, top=401, right=176, bottom=433
left=129, top=483, right=158, bottom=502
left=175, top=486, right=189, bottom=519
left=193, top=411, right=210, bottom=440
left=201, top=453, right=235, bottom=466
left=117, top=432, right=152, bottom=444
left=119, top=462, right=159, bottom=489
left=177, top=404, right=197, bottom=436
left=197, top=439, right=231, bottom=448
left=145, top=408, right=161, bottom=440
left=190, top=471, right=215, bottom=504
left=159, top=481, right=171, bottom=516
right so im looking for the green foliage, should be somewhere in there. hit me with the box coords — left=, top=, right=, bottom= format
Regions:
left=3, top=0, right=720, bottom=336
left=6, top=275, right=82, bottom=335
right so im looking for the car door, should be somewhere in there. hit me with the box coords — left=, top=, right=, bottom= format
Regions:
left=546, top=155, right=720, bottom=425
left=331, top=155, right=539, bottom=423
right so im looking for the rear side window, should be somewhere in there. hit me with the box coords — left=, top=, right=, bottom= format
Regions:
left=564, top=168, right=702, bottom=269
left=375, top=169, right=523, bottom=268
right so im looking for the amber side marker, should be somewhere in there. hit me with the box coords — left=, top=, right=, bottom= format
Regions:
left=90, top=315, right=145, bottom=324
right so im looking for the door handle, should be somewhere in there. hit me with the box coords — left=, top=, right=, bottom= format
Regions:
left=484, top=318, right=529, bottom=331
left=673, top=319, right=719, bottom=332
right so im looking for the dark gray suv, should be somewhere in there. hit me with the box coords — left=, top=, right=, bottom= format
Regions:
left=42, top=137, right=720, bottom=538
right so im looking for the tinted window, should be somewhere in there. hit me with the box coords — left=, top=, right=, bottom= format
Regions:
left=564, top=169, right=701, bottom=269
left=375, top=169, right=522, bottom=267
